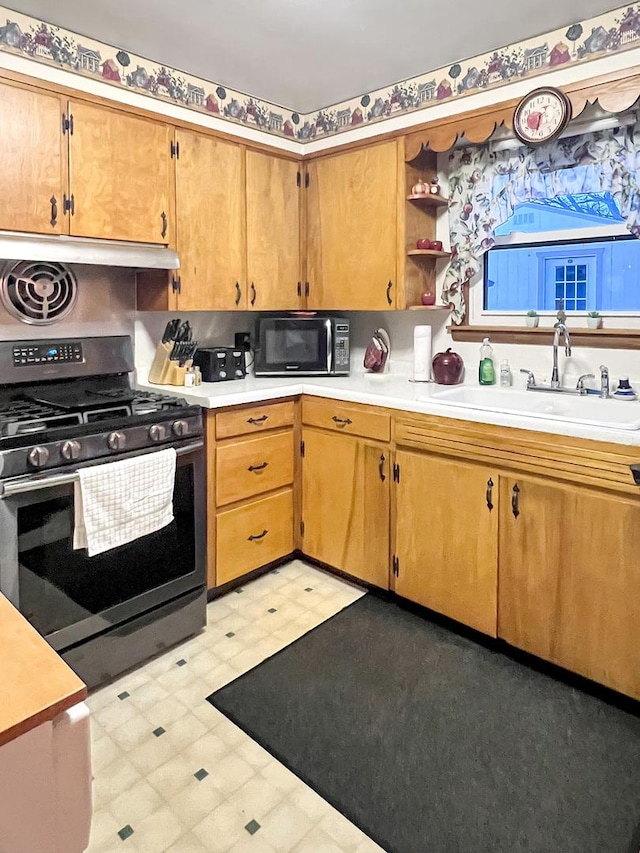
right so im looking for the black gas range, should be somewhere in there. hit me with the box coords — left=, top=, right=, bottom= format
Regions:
left=0, top=336, right=203, bottom=480
left=0, top=336, right=206, bottom=689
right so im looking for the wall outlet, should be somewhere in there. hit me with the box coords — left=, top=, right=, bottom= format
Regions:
left=234, top=331, right=251, bottom=351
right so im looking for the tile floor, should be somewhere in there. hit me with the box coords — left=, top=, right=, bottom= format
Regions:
left=86, top=560, right=386, bottom=853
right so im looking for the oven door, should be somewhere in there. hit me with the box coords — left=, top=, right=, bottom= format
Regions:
left=0, top=442, right=205, bottom=652
left=254, top=317, right=332, bottom=375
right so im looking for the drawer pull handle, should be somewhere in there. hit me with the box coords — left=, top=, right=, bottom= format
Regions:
left=247, top=415, right=268, bottom=425
left=248, top=529, right=268, bottom=541
left=248, top=462, right=268, bottom=473
left=331, top=416, right=352, bottom=426
left=235, top=282, right=242, bottom=305
left=511, top=483, right=520, bottom=518
left=486, top=477, right=494, bottom=511
left=379, top=453, right=386, bottom=482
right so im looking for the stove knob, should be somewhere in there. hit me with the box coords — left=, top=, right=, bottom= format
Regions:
left=172, top=419, right=189, bottom=438
left=107, top=431, right=126, bottom=451
left=61, top=439, right=81, bottom=461
left=28, top=446, right=49, bottom=468
left=149, top=424, right=167, bottom=442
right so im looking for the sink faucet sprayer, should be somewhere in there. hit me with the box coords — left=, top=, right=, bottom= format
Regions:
left=551, top=323, right=571, bottom=389
left=600, top=365, right=609, bottom=398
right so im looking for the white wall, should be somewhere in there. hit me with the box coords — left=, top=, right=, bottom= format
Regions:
left=134, top=310, right=258, bottom=379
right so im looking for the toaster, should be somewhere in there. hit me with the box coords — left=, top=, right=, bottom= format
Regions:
left=193, top=347, right=246, bottom=382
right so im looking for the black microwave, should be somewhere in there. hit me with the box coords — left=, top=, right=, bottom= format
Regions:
left=254, top=316, right=350, bottom=376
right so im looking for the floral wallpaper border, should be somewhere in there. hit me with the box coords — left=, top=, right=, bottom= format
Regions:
left=0, top=4, right=639, bottom=142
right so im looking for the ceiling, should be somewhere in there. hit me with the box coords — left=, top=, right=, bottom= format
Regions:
left=6, top=0, right=623, bottom=113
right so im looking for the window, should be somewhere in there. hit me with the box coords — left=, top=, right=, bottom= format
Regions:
left=483, top=192, right=640, bottom=313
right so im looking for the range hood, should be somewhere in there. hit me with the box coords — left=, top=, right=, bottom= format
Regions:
left=0, top=231, right=180, bottom=269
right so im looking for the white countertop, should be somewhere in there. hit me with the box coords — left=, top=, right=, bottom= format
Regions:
left=136, top=369, right=640, bottom=448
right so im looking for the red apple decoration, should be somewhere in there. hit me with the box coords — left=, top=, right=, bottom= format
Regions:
left=416, top=238, right=431, bottom=249
left=421, top=291, right=436, bottom=306
left=432, top=348, right=464, bottom=385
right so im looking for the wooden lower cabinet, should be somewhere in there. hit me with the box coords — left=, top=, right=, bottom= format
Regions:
left=498, top=474, right=640, bottom=699
left=394, top=450, right=498, bottom=637
left=216, top=489, right=294, bottom=586
left=216, top=432, right=294, bottom=506
left=301, top=428, right=390, bottom=588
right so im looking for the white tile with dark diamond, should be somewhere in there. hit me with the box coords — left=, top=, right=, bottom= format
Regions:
left=86, top=560, right=385, bottom=852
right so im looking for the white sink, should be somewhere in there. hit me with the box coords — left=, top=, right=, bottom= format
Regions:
left=421, top=386, right=640, bottom=430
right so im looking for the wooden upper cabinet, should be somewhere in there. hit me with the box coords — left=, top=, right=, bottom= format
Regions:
left=68, top=100, right=173, bottom=243
left=175, top=129, right=245, bottom=310
left=306, top=141, right=400, bottom=310
left=498, top=475, right=640, bottom=699
left=0, top=81, right=67, bottom=235
left=246, top=151, right=301, bottom=310
left=394, top=450, right=498, bottom=637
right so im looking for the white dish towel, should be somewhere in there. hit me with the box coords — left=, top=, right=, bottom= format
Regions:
left=73, top=448, right=177, bottom=557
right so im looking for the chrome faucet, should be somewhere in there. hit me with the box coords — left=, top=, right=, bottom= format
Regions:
left=551, top=323, right=571, bottom=389
left=600, top=365, right=609, bottom=398
left=576, top=373, right=595, bottom=395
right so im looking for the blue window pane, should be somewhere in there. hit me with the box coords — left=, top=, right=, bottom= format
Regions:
left=577, top=283, right=586, bottom=299
left=577, top=299, right=587, bottom=311
left=555, top=284, right=564, bottom=299
left=577, top=264, right=587, bottom=280
left=566, top=283, right=575, bottom=299
left=566, top=266, right=576, bottom=281
left=555, top=267, right=563, bottom=282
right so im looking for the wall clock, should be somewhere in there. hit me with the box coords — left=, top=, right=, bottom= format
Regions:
left=513, top=87, right=572, bottom=145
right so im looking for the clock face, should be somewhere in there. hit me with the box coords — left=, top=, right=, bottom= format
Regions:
left=513, top=87, right=572, bottom=145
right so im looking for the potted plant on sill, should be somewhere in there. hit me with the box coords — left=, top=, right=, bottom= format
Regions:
left=587, top=311, right=602, bottom=329
left=525, top=310, right=539, bottom=328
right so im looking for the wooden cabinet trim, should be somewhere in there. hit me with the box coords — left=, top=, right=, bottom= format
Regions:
left=394, top=414, right=640, bottom=495
left=0, top=66, right=303, bottom=161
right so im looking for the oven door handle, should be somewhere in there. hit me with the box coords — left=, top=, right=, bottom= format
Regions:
left=1, top=441, right=203, bottom=498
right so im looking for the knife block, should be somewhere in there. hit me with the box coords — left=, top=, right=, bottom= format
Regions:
left=148, top=342, right=193, bottom=386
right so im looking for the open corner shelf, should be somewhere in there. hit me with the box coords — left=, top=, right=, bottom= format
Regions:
left=408, top=304, right=451, bottom=311
left=407, top=248, right=451, bottom=259
left=407, top=193, right=449, bottom=207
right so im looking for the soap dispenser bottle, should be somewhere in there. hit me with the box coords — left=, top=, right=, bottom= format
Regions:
left=479, top=337, right=496, bottom=386
left=500, top=359, right=512, bottom=387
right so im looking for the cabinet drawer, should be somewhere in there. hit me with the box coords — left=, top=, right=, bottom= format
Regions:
left=216, top=432, right=294, bottom=506
left=216, top=490, right=293, bottom=585
left=216, top=401, right=295, bottom=439
left=302, top=397, right=390, bottom=441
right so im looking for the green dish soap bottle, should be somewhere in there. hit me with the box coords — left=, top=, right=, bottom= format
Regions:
left=479, top=337, right=496, bottom=386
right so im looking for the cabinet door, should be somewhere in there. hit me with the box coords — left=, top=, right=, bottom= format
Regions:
left=306, top=141, right=399, bottom=310
left=499, top=475, right=640, bottom=699
left=175, top=130, right=245, bottom=310
left=246, top=151, right=301, bottom=310
left=68, top=100, right=173, bottom=243
left=0, top=82, right=66, bottom=235
left=216, top=489, right=293, bottom=586
left=301, top=428, right=390, bottom=588
left=394, top=450, right=498, bottom=636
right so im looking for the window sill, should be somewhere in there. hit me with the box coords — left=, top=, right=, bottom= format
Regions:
left=448, top=325, right=640, bottom=349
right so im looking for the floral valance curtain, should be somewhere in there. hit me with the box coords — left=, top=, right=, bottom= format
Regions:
left=443, top=123, right=640, bottom=324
